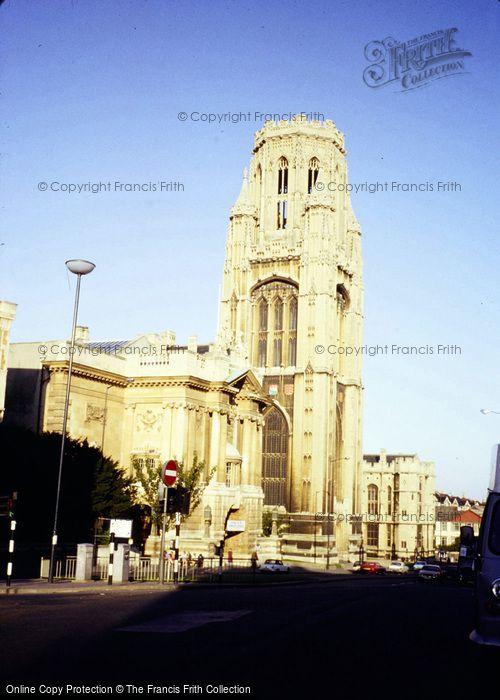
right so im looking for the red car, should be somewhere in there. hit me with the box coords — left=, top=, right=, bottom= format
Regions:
left=359, top=561, right=386, bottom=575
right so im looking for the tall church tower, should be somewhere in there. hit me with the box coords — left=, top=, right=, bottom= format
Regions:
left=218, top=115, right=363, bottom=553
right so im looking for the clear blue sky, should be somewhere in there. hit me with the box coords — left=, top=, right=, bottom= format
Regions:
left=1, top=0, right=499, bottom=499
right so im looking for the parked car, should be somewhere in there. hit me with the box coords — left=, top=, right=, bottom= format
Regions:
left=443, top=563, right=459, bottom=581
left=418, top=564, right=443, bottom=581
left=412, top=560, right=427, bottom=571
left=388, top=561, right=409, bottom=575
left=359, top=562, right=386, bottom=575
left=259, top=559, right=290, bottom=573
left=351, top=561, right=362, bottom=572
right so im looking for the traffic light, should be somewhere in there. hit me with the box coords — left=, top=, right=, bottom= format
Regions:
left=177, top=487, right=191, bottom=515
left=166, top=488, right=178, bottom=514
left=165, top=487, right=191, bottom=514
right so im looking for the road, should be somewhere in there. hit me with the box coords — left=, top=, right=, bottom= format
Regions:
left=0, top=575, right=497, bottom=698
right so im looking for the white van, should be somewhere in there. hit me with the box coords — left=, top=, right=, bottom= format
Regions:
left=461, top=444, right=500, bottom=645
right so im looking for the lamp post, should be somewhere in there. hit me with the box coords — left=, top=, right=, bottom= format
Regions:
left=48, top=259, right=95, bottom=583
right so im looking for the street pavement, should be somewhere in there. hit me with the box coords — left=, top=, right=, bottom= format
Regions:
left=0, top=574, right=497, bottom=699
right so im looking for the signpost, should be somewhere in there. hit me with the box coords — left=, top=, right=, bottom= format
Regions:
left=109, top=519, right=132, bottom=540
left=159, top=460, right=178, bottom=584
left=163, top=460, right=178, bottom=487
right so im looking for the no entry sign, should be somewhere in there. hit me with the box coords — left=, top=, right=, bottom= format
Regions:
left=162, top=459, right=178, bottom=487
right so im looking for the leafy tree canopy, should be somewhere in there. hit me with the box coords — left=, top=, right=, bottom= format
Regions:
left=0, top=424, right=138, bottom=545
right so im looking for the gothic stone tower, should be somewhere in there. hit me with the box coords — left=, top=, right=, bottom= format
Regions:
left=218, top=115, right=363, bottom=554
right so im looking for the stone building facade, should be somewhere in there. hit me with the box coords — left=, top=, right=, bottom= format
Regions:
left=6, top=331, right=270, bottom=556
left=361, top=450, right=436, bottom=560
left=6, top=115, right=365, bottom=558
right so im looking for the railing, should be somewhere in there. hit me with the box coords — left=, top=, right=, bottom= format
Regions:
left=40, top=556, right=255, bottom=583
left=40, top=556, right=77, bottom=580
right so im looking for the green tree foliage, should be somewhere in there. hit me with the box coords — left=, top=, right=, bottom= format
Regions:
left=177, top=454, right=215, bottom=517
left=132, top=456, right=163, bottom=534
left=0, top=424, right=138, bottom=545
left=132, top=454, right=215, bottom=534
left=262, top=510, right=273, bottom=536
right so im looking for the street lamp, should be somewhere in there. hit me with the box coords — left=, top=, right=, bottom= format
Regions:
left=48, top=259, right=95, bottom=583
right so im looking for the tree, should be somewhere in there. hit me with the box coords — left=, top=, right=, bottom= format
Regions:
left=0, top=424, right=138, bottom=546
left=132, top=456, right=163, bottom=534
left=176, top=454, right=215, bottom=517
left=132, top=454, right=215, bottom=534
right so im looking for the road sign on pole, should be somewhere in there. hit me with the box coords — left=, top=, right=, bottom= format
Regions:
left=162, top=460, right=178, bottom=487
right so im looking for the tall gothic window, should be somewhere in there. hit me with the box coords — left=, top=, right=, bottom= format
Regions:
left=251, top=280, right=298, bottom=367
left=277, top=157, right=288, bottom=194
left=307, top=157, right=319, bottom=193
left=368, top=484, right=379, bottom=515
left=258, top=298, right=268, bottom=367
left=367, top=522, right=379, bottom=548
left=262, top=406, right=288, bottom=506
left=288, top=296, right=297, bottom=367
left=273, top=297, right=283, bottom=366
left=387, top=485, right=392, bottom=515
left=277, top=157, right=288, bottom=230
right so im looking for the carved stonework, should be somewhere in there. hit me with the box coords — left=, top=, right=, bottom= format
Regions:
left=136, top=409, right=161, bottom=433
left=86, top=404, right=104, bottom=423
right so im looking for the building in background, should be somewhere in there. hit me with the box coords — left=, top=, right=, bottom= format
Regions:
left=435, top=492, right=484, bottom=550
left=361, top=449, right=436, bottom=561
left=0, top=300, right=17, bottom=421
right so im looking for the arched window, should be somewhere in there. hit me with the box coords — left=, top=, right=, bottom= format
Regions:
left=277, top=157, right=288, bottom=230
left=257, top=298, right=268, bottom=367
left=251, top=280, right=298, bottom=367
left=368, top=484, right=379, bottom=515
left=272, top=297, right=283, bottom=367
left=307, top=157, right=319, bottom=193
left=259, top=298, right=268, bottom=331
left=288, top=296, right=297, bottom=367
left=274, top=297, right=283, bottom=330
left=262, top=406, right=288, bottom=506
left=387, top=485, right=392, bottom=515
left=277, top=157, right=288, bottom=194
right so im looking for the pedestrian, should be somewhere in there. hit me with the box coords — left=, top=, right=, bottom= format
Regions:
left=197, top=553, right=204, bottom=569
left=251, top=550, right=258, bottom=570
left=228, top=548, right=233, bottom=566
